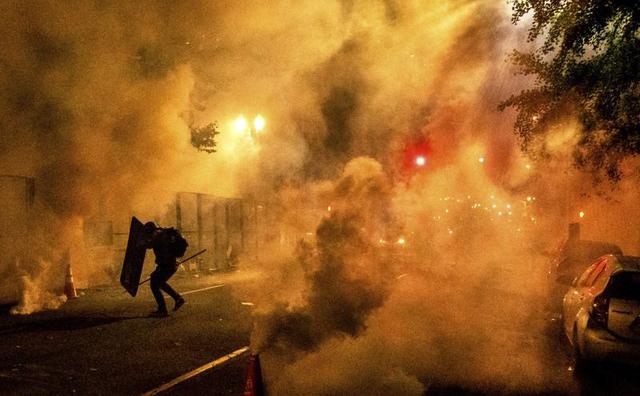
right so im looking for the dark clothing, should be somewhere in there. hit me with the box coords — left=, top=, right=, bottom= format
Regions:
left=151, top=229, right=178, bottom=268
left=150, top=266, right=180, bottom=312
left=148, top=228, right=182, bottom=311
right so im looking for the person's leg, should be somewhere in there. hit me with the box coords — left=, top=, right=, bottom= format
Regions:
left=159, top=268, right=184, bottom=311
left=160, top=282, right=180, bottom=301
left=150, top=269, right=168, bottom=314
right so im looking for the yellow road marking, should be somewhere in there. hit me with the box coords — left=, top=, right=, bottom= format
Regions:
left=142, top=346, right=250, bottom=395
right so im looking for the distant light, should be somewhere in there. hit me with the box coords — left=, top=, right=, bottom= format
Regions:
left=492, top=204, right=497, bottom=209
left=254, top=115, right=266, bottom=132
left=445, top=209, right=449, bottom=213
left=397, top=237, right=406, bottom=246
left=526, top=196, right=532, bottom=202
left=478, top=157, right=485, bottom=163
left=506, top=204, right=512, bottom=209
left=525, top=164, right=532, bottom=170
left=415, top=155, right=426, bottom=167
left=579, top=211, right=585, bottom=218
left=448, top=229, right=454, bottom=235
left=327, top=206, right=332, bottom=212
left=233, top=115, right=247, bottom=134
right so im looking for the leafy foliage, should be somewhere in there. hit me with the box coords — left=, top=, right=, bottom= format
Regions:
left=190, top=122, right=220, bottom=154
left=501, top=1, right=640, bottom=179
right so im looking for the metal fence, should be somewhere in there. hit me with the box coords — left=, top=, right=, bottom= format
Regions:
left=103, top=192, right=267, bottom=276
left=0, top=175, right=35, bottom=301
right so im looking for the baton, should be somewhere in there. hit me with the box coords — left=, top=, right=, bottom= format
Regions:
left=138, top=249, right=208, bottom=286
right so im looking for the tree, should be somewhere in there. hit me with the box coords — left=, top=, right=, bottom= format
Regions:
left=501, top=1, right=640, bottom=180
left=190, top=122, right=220, bottom=153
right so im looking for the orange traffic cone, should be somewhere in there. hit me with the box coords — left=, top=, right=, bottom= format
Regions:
left=63, top=251, right=77, bottom=299
left=243, top=354, right=265, bottom=396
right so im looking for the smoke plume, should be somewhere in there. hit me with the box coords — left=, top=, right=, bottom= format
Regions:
left=2, top=0, right=640, bottom=394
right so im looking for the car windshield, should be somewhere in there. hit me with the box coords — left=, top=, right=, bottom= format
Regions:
left=605, top=272, right=640, bottom=300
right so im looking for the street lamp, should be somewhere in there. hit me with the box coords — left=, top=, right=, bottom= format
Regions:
left=233, top=115, right=248, bottom=135
left=232, top=114, right=266, bottom=141
left=254, top=115, right=265, bottom=132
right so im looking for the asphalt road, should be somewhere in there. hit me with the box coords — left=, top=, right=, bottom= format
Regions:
left=0, top=272, right=253, bottom=395
left=1, top=269, right=640, bottom=395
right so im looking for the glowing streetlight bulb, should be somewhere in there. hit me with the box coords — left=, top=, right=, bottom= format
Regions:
left=233, top=115, right=247, bottom=134
left=478, top=157, right=485, bottom=163
left=579, top=211, right=585, bottom=218
left=254, top=115, right=265, bottom=132
left=415, top=155, right=426, bottom=167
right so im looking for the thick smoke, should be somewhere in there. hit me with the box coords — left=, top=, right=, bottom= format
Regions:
left=0, top=1, right=235, bottom=311
left=2, top=0, right=640, bottom=393
left=251, top=157, right=395, bottom=353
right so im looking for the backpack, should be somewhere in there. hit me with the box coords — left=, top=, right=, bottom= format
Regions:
left=164, top=228, right=188, bottom=257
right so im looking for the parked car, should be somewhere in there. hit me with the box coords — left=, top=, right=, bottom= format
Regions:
left=563, top=255, right=640, bottom=367
left=547, top=223, right=622, bottom=316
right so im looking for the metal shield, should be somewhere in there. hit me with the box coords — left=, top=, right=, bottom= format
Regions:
left=120, top=216, right=147, bottom=297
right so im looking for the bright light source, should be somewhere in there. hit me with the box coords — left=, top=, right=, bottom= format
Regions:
left=396, top=237, right=406, bottom=246
left=254, top=115, right=265, bottom=132
left=526, top=196, right=532, bottom=202
left=478, top=157, right=485, bottom=163
left=525, top=164, right=532, bottom=170
left=233, top=115, right=247, bottom=134
left=327, top=206, right=332, bottom=212
left=415, top=155, right=426, bottom=167
left=579, top=211, right=585, bottom=218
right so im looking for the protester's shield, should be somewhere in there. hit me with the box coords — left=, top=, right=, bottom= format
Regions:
left=120, top=217, right=147, bottom=297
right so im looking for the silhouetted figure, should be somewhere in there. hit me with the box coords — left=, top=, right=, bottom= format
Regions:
left=143, top=222, right=187, bottom=317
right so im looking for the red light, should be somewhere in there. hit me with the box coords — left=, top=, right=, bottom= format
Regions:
left=399, top=136, right=431, bottom=176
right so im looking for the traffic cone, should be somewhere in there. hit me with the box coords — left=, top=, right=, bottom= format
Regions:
left=243, top=354, right=265, bottom=396
left=63, top=251, right=77, bottom=299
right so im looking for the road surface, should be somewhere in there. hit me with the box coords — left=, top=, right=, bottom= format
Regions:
left=1, top=269, right=639, bottom=395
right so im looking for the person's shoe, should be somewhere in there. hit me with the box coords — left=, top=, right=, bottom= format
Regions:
left=149, top=309, right=169, bottom=317
left=173, top=297, right=185, bottom=311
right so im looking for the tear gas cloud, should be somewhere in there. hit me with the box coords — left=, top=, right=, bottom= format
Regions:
left=1, top=0, right=640, bottom=393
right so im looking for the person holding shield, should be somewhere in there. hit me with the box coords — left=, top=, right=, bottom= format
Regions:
left=142, top=222, right=187, bottom=317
